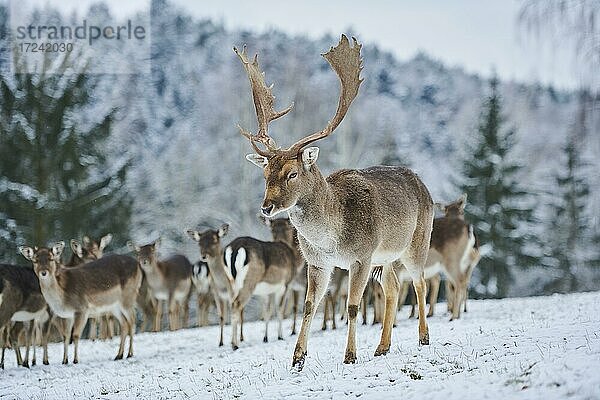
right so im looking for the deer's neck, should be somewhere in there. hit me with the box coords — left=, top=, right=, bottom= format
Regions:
left=207, top=249, right=233, bottom=297
left=288, top=166, right=341, bottom=250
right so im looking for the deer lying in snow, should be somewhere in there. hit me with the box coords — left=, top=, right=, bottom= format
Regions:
left=19, top=243, right=141, bottom=363
left=192, top=261, right=213, bottom=327
left=129, top=240, right=193, bottom=331
left=237, top=35, right=434, bottom=369
left=0, top=263, right=50, bottom=368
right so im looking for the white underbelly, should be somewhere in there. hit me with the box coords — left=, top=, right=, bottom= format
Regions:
left=12, top=308, right=47, bottom=322
left=254, top=282, right=285, bottom=297
left=152, top=289, right=169, bottom=301
left=371, top=249, right=405, bottom=266
left=89, top=302, right=122, bottom=317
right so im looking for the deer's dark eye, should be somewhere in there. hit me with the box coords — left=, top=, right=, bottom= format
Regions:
left=288, top=172, right=298, bottom=180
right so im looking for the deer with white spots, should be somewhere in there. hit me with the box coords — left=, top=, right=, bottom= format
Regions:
left=236, top=35, right=434, bottom=369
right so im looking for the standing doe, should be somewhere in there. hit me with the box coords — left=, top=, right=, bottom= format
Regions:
left=129, top=240, right=193, bottom=331
left=19, top=243, right=141, bottom=363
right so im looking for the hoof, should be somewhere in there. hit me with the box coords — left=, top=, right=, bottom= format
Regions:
left=290, top=331, right=296, bottom=336
left=62, top=360, right=68, bottom=365
left=419, top=331, right=430, bottom=346
left=232, top=344, right=239, bottom=351
left=263, top=336, right=268, bottom=343
left=218, top=342, right=223, bottom=347
left=321, top=326, right=326, bottom=331
left=127, top=353, right=134, bottom=359
left=32, top=360, right=36, bottom=367
left=292, top=350, right=306, bottom=371
left=114, top=354, right=123, bottom=361
left=22, top=362, right=30, bottom=369
left=374, top=345, right=389, bottom=357
left=278, top=336, right=284, bottom=341
left=73, top=359, right=79, bottom=364
left=43, top=360, right=49, bottom=365
left=343, top=351, right=356, bottom=364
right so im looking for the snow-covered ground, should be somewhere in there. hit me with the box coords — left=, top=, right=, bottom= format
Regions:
left=1, top=291, right=599, bottom=400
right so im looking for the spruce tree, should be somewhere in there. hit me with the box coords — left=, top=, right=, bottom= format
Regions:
left=458, top=76, right=539, bottom=298
left=0, top=53, right=132, bottom=262
left=545, top=93, right=599, bottom=292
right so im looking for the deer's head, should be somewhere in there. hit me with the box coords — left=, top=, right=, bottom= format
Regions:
left=438, top=194, right=467, bottom=219
left=70, top=233, right=112, bottom=262
left=128, top=239, right=160, bottom=272
left=237, top=35, right=363, bottom=217
left=187, top=224, right=229, bottom=262
left=19, top=242, right=65, bottom=281
left=263, top=216, right=296, bottom=245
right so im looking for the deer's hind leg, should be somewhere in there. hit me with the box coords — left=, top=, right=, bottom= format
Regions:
left=344, top=260, right=371, bottom=364
left=375, top=263, right=400, bottom=356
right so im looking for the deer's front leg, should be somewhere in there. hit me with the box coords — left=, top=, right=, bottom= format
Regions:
left=344, top=261, right=371, bottom=364
left=292, top=265, right=331, bottom=371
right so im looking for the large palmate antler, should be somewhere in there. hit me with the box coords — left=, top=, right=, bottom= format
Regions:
left=233, top=45, right=294, bottom=157
left=281, top=34, right=363, bottom=157
left=235, top=34, right=363, bottom=158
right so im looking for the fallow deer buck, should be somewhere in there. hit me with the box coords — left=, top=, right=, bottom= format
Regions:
left=191, top=261, right=213, bottom=327
left=129, top=240, right=193, bottom=331
left=236, top=35, right=434, bottom=369
left=187, top=224, right=243, bottom=347
left=19, top=243, right=141, bottom=364
left=0, top=263, right=50, bottom=368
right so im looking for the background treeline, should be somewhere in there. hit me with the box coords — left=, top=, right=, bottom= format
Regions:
left=0, top=0, right=598, bottom=298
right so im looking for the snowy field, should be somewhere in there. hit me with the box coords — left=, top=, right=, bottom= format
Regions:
left=1, top=291, right=599, bottom=400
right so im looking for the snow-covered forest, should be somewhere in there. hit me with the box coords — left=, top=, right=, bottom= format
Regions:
left=1, top=0, right=599, bottom=300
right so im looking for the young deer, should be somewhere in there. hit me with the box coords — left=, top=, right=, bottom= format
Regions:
left=263, top=217, right=307, bottom=335
left=187, top=225, right=242, bottom=347
left=68, top=234, right=114, bottom=340
left=394, top=195, right=478, bottom=320
left=129, top=240, right=193, bottom=331
left=0, top=263, right=50, bottom=368
left=19, top=243, right=141, bottom=364
left=236, top=35, right=434, bottom=369
left=223, top=234, right=299, bottom=348
left=191, top=261, right=213, bottom=327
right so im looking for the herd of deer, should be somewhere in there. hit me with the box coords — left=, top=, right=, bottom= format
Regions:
left=0, top=35, right=481, bottom=371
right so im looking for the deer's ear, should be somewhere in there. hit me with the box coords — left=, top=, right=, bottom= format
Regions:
left=127, top=241, right=140, bottom=253
left=100, top=234, right=113, bottom=250
left=153, top=237, right=161, bottom=249
left=187, top=229, right=201, bottom=242
left=458, top=193, right=467, bottom=209
left=19, top=246, right=35, bottom=261
left=218, top=224, right=229, bottom=238
left=434, top=203, right=445, bottom=213
left=70, top=240, right=83, bottom=258
left=258, top=214, right=270, bottom=226
left=52, top=241, right=65, bottom=258
left=246, top=154, right=268, bottom=169
left=301, top=147, right=319, bottom=169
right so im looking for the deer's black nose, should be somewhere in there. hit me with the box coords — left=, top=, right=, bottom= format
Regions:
left=261, top=204, right=275, bottom=217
